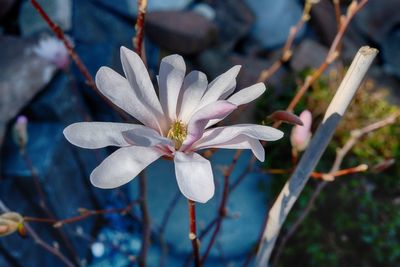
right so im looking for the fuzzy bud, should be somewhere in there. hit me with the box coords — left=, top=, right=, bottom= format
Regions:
left=0, top=212, right=24, bottom=237
left=290, top=110, right=312, bottom=152
left=13, top=115, right=28, bottom=151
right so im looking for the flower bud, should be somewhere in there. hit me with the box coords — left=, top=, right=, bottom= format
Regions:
left=13, top=115, right=28, bottom=151
left=290, top=110, right=312, bottom=152
left=0, top=212, right=24, bottom=237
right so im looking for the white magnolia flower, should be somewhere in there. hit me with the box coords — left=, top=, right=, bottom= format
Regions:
left=33, top=36, right=70, bottom=69
left=64, top=47, right=283, bottom=203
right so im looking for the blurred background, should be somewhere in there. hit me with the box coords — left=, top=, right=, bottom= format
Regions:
left=0, top=0, right=399, bottom=266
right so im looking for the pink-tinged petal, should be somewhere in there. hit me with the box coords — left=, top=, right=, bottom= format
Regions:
left=95, top=67, right=162, bottom=132
left=177, top=71, right=208, bottom=122
left=192, top=124, right=283, bottom=151
left=180, top=101, right=237, bottom=151
left=120, top=47, right=164, bottom=124
left=122, top=128, right=173, bottom=147
left=196, top=65, right=241, bottom=110
left=158, top=54, right=186, bottom=122
left=195, top=135, right=265, bottom=161
left=290, top=110, right=312, bottom=151
left=227, top=82, right=266, bottom=105
left=63, top=122, right=150, bottom=149
left=174, top=152, right=214, bottom=203
left=205, top=83, right=266, bottom=128
left=90, top=146, right=164, bottom=189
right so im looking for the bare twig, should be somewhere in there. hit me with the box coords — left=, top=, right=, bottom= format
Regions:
left=0, top=200, right=75, bottom=267
left=133, top=0, right=148, bottom=57
left=271, top=111, right=399, bottom=267
left=30, top=0, right=131, bottom=121
left=188, top=200, right=201, bottom=267
left=255, top=46, right=378, bottom=266
left=257, top=0, right=320, bottom=83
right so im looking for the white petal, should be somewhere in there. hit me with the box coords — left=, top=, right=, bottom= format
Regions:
left=196, top=135, right=265, bottom=162
left=193, top=124, right=283, bottom=150
left=178, top=71, right=208, bottom=122
left=120, top=47, right=164, bottom=123
left=180, top=100, right=237, bottom=151
left=63, top=122, right=149, bottom=149
left=122, top=128, right=173, bottom=147
left=227, top=82, right=266, bottom=106
left=158, top=54, right=186, bottom=122
left=205, top=83, right=267, bottom=128
left=90, top=146, right=163, bottom=189
left=196, top=65, right=241, bottom=110
left=174, top=152, right=214, bottom=203
left=95, top=66, right=162, bottom=132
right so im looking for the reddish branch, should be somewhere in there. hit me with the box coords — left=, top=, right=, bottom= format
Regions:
left=24, top=200, right=139, bottom=226
left=30, top=0, right=130, bottom=121
left=133, top=0, right=148, bottom=56
left=200, top=150, right=241, bottom=263
left=188, top=200, right=201, bottom=267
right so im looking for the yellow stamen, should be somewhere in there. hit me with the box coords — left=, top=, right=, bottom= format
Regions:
left=167, top=121, right=187, bottom=149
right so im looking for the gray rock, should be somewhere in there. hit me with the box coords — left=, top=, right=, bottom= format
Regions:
left=146, top=11, right=218, bottom=55
left=0, top=0, right=16, bottom=19
left=0, top=36, right=57, bottom=147
left=244, top=0, right=305, bottom=48
left=207, top=0, right=255, bottom=50
left=94, top=0, right=193, bottom=18
left=354, top=0, right=400, bottom=45
left=1, top=122, right=99, bottom=266
left=129, top=150, right=269, bottom=260
left=290, top=39, right=329, bottom=71
left=382, top=28, right=400, bottom=79
left=19, top=0, right=72, bottom=36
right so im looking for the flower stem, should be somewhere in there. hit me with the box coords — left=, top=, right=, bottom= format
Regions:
left=188, top=199, right=200, bottom=267
left=138, top=171, right=150, bottom=267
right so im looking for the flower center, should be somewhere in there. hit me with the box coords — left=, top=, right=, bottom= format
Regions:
left=167, top=120, right=187, bottom=149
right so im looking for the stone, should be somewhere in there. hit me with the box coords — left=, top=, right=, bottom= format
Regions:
left=354, top=0, right=400, bottom=45
left=290, top=39, right=329, bottom=72
left=145, top=11, right=218, bottom=55
left=1, top=122, right=100, bottom=266
left=0, top=0, right=16, bottom=19
left=93, top=0, right=193, bottom=18
left=244, top=0, right=305, bottom=48
left=19, top=0, right=72, bottom=36
left=128, top=150, right=269, bottom=260
left=382, top=28, right=400, bottom=79
left=0, top=36, right=57, bottom=147
left=309, top=0, right=337, bottom=46
left=206, top=0, right=254, bottom=50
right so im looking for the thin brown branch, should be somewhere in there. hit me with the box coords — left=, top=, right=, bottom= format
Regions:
left=188, top=200, right=201, bottom=267
left=133, top=0, right=148, bottom=57
left=0, top=200, right=74, bottom=267
left=30, top=0, right=131, bottom=121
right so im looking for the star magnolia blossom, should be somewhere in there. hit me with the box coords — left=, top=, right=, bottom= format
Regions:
left=64, top=47, right=283, bottom=203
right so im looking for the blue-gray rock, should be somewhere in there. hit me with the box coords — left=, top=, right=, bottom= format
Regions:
left=19, top=0, right=72, bottom=36
left=129, top=149, right=269, bottom=263
left=0, top=36, right=57, bottom=146
left=244, top=0, right=305, bottom=49
left=93, top=0, right=193, bottom=18
left=207, top=0, right=254, bottom=50
left=145, top=10, right=217, bottom=55
left=382, top=28, right=400, bottom=79
left=1, top=122, right=102, bottom=266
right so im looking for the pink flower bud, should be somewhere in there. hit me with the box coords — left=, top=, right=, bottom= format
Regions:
left=13, top=115, right=28, bottom=150
left=290, top=110, right=312, bottom=151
